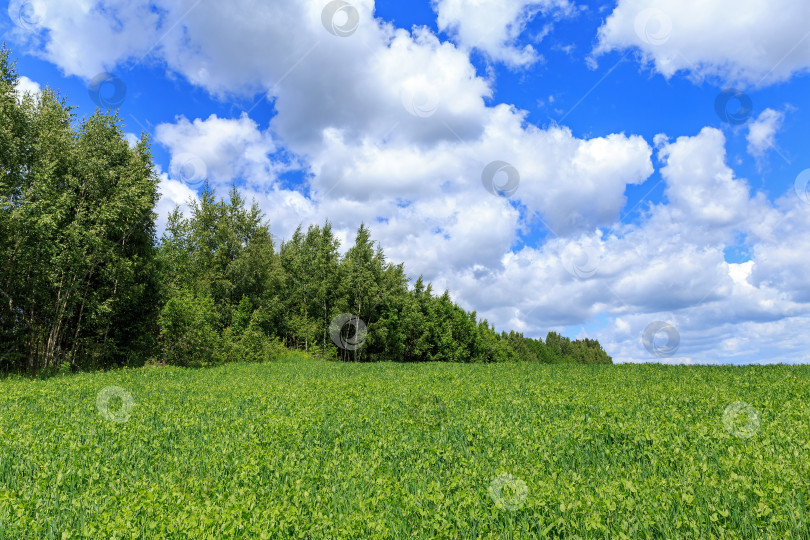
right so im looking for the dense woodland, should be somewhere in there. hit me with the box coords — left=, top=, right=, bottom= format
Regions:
left=0, top=46, right=611, bottom=374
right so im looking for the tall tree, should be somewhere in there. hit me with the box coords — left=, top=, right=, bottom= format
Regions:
left=0, top=45, right=159, bottom=372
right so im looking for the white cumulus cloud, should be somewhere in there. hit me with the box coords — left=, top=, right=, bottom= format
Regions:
left=746, top=108, right=784, bottom=159
left=433, top=0, right=575, bottom=67
left=594, top=0, right=810, bottom=86
left=14, top=75, right=40, bottom=99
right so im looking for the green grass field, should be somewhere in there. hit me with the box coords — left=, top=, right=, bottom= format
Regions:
left=1, top=358, right=809, bottom=538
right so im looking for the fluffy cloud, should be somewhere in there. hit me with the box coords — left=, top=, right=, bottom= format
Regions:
left=13, top=75, right=40, bottom=99
left=155, top=114, right=280, bottom=189
left=433, top=0, right=574, bottom=67
left=178, top=107, right=651, bottom=278
left=746, top=108, right=784, bottom=159
left=6, top=0, right=163, bottom=78
left=154, top=175, right=198, bottom=236
left=594, top=0, right=810, bottom=86
left=444, top=129, right=810, bottom=363
left=307, top=104, right=653, bottom=237
left=748, top=197, right=810, bottom=304
left=657, top=128, right=752, bottom=229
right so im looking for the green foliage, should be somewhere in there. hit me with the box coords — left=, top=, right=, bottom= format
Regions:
left=533, top=331, right=612, bottom=365
left=155, top=184, right=605, bottom=365
left=217, top=310, right=287, bottom=365
left=158, top=288, right=219, bottom=367
left=0, top=361, right=807, bottom=537
left=155, top=184, right=284, bottom=366
left=0, top=45, right=159, bottom=374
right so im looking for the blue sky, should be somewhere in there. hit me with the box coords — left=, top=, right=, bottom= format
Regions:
left=4, top=0, right=810, bottom=364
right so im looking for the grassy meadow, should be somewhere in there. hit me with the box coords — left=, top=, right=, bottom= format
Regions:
left=1, top=358, right=809, bottom=538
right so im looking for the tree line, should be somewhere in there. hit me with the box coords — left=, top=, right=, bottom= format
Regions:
left=0, top=46, right=611, bottom=374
